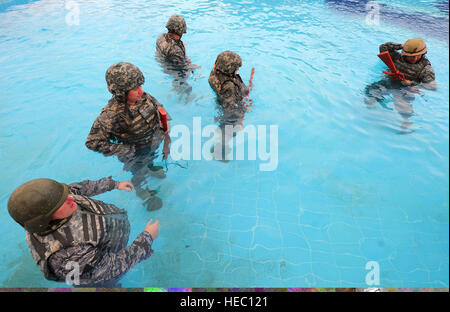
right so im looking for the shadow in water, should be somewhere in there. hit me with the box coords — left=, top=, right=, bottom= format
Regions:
left=363, top=78, right=419, bottom=134
left=155, top=55, right=196, bottom=104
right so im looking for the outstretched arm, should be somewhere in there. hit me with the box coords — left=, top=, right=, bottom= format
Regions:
left=85, top=110, right=135, bottom=157
left=68, top=176, right=120, bottom=197
left=379, top=42, right=402, bottom=62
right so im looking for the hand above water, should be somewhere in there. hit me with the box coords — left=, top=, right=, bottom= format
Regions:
left=401, top=79, right=414, bottom=86
left=190, top=64, right=201, bottom=70
left=117, top=181, right=134, bottom=192
left=144, top=219, right=160, bottom=239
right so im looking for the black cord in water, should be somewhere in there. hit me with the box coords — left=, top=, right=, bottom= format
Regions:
left=163, top=159, right=188, bottom=172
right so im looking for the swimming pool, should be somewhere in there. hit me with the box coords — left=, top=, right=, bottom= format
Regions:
left=0, top=0, right=448, bottom=288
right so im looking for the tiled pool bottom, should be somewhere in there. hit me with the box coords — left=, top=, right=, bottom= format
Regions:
left=1, top=158, right=448, bottom=288
left=0, top=0, right=448, bottom=289
left=113, top=157, right=447, bottom=288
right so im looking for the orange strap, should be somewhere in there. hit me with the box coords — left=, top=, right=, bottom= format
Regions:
left=158, top=106, right=168, bottom=132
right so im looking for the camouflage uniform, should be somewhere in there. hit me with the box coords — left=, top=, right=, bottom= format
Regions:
left=209, top=51, right=249, bottom=160
left=379, top=42, right=435, bottom=83
left=25, top=177, right=154, bottom=287
left=208, top=51, right=248, bottom=112
left=156, top=15, right=187, bottom=67
left=156, top=34, right=187, bottom=69
left=85, top=92, right=165, bottom=159
left=156, top=15, right=194, bottom=98
left=364, top=41, right=435, bottom=130
left=86, top=62, right=170, bottom=210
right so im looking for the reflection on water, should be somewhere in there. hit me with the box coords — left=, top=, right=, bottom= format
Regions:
left=364, top=78, right=419, bottom=134
left=156, top=54, right=196, bottom=103
left=326, top=0, right=449, bottom=43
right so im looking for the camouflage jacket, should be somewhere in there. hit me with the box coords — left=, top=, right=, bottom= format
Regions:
left=25, top=176, right=154, bottom=287
left=86, top=92, right=167, bottom=158
left=208, top=69, right=248, bottom=112
left=379, top=42, right=435, bottom=84
left=156, top=33, right=187, bottom=69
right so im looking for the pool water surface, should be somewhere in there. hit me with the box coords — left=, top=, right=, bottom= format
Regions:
left=0, top=0, right=448, bottom=288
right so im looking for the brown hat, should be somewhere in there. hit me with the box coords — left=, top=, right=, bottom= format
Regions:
left=402, top=38, right=427, bottom=56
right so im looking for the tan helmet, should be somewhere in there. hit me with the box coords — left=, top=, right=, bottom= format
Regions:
left=8, top=179, right=68, bottom=233
left=402, top=38, right=427, bottom=56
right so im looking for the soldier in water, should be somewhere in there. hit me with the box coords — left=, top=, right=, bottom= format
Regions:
left=156, top=14, right=200, bottom=102
left=208, top=51, right=251, bottom=161
left=7, top=176, right=160, bottom=287
left=364, top=38, right=436, bottom=132
left=86, top=62, right=171, bottom=211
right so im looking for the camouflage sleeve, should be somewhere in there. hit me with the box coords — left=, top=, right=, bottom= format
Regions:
left=220, top=81, right=242, bottom=110
left=68, top=176, right=119, bottom=197
left=85, top=110, right=135, bottom=157
left=379, top=42, right=402, bottom=61
left=47, top=231, right=154, bottom=286
left=419, top=64, right=435, bottom=84
left=167, top=46, right=188, bottom=70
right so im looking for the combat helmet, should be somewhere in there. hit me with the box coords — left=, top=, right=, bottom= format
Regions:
left=106, top=62, right=145, bottom=97
left=8, top=179, right=69, bottom=234
left=214, top=51, right=242, bottom=75
left=166, top=15, right=187, bottom=36
left=402, top=38, right=427, bottom=56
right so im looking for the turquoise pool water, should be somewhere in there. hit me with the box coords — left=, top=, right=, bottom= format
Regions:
left=0, top=0, right=448, bottom=288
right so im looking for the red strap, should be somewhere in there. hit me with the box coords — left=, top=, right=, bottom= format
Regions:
left=168, top=33, right=180, bottom=40
left=242, top=68, right=255, bottom=109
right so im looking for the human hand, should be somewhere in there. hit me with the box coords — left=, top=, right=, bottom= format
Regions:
left=401, top=79, right=413, bottom=86
left=409, top=86, right=421, bottom=95
left=118, top=181, right=134, bottom=192
left=144, top=219, right=160, bottom=239
left=162, top=135, right=171, bottom=160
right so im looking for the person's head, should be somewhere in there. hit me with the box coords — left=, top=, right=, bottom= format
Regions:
left=106, top=62, right=145, bottom=104
left=166, top=15, right=187, bottom=38
left=214, top=51, right=242, bottom=76
left=8, top=179, right=77, bottom=234
left=402, top=38, right=427, bottom=64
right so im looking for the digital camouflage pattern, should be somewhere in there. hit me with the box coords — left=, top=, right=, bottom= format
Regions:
left=209, top=51, right=248, bottom=110
left=379, top=42, right=435, bottom=83
left=156, top=33, right=187, bottom=68
left=25, top=177, right=154, bottom=287
left=165, top=15, right=187, bottom=36
left=209, top=52, right=249, bottom=161
left=106, top=62, right=145, bottom=97
left=214, top=51, right=242, bottom=75
left=85, top=92, right=166, bottom=158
